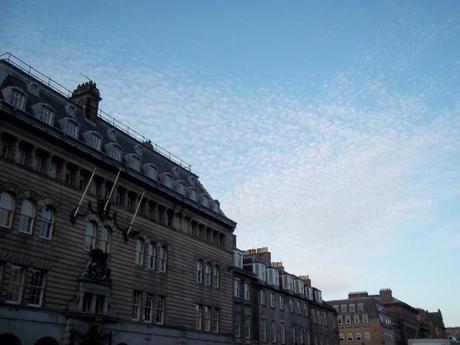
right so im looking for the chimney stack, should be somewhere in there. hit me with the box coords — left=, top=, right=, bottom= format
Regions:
left=299, top=275, right=311, bottom=287
left=348, top=291, right=369, bottom=299
left=70, top=81, right=101, bottom=122
left=379, top=288, right=393, bottom=302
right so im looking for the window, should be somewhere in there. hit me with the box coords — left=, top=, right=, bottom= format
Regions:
left=147, top=243, right=156, bottom=270
left=62, top=118, right=79, bottom=138
left=5, top=264, right=24, bottom=303
left=354, top=314, right=360, bottom=324
left=160, top=173, right=173, bottom=188
left=135, top=239, right=145, bottom=266
left=7, top=88, right=26, bottom=110
left=213, top=265, right=220, bottom=288
left=175, top=181, right=186, bottom=195
left=304, top=303, right=308, bottom=316
left=259, top=290, right=266, bottom=305
left=29, top=269, right=45, bottom=307
left=155, top=296, right=165, bottom=325
left=39, top=206, right=54, bottom=239
left=364, top=332, right=371, bottom=341
left=203, top=306, right=211, bottom=331
left=349, top=304, right=355, bottom=313
left=341, top=304, right=347, bottom=313
left=38, top=104, right=54, bottom=125
left=233, top=249, right=243, bottom=268
left=0, top=192, right=15, bottom=228
left=143, top=164, right=158, bottom=180
left=271, top=320, right=277, bottom=343
left=347, top=334, right=353, bottom=341
left=143, top=293, right=153, bottom=322
left=280, top=322, right=286, bottom=344
left=339, top=334, right=344, bottom=341
left=279, top=295, right=284, bottom=310
left=15, top=144, right=27, bottom=165
left=196, top=260, right=203, bottom=283
left=188, top=188, right=197, bottom=201
left=337, top=315, right=343, bottom=325
left=290, top=298, right=294, bottom=313
left=212, top=308, right=220, bottom=333
left=362, top=314, right=368, bottom=324
left=195, top=304, right=202, bottom=330
left=261, top=319, right=268, bottom=342
left=106, top=143, right=122, bottom=162
left=18, top=199, right=35, bottom=234
left=356, top=333, right=362, bottom=341
left=48, top=159, right=58, bottom=178
left=301, top=328, right=304, bottom=345
left=84, top=222, right=97, bottom=251
left=234, top=278, right=241, bottom=297
left=244, top=309, right=251, bottom=339
left=243, top=281, right=250, bottom=301
left=131, top=290, right=141, bottom=320
left=97, top=226, right=110, bottom=253
left=292, top=327, right=296, bottom=344
left=82, top=293, right=93, bottom=312
left=270, top=292, right=275, bottom=308
left=234, top=312, right=241, bottom=337
left=125, top=154, right=141, bottom=171
left=296, top=301, right=301, bottom=314
left=158, top=246, right=167, bottom=272
left=345, top=315, right=351, bottom=325
left=95, top=295, right=105, bottom=314
left=204, top=263, right=211, bottom=286
left=334, top=305, right=339, bottom=313
left=84, top=132, right=102, bottom=151
left=33, top=153, right=45, bottom=173
left=357, top=303, right=364, bottom=312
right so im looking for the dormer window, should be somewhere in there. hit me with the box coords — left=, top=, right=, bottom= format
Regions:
left=188, top=188, right=197, bottom=201
left=37, top=104, right=54, bottom=125
left=134, top=144, right=143, bottom=157
left=27, top=82, right=40, bottom=96
left=5, top=87, right=26, bottom=110
left=160, top=173, right=173, bottom=188
left=143, top=164, right=158, bottom=181
left=83, top=131, right=102, bottom=151
left=125, top=154, right=141, bottom=171
left=175, top=181, right=186, bottom=195
left=105, top=143, right=122, bottom=162
left=60, top=118, right=79, bottom=139
left=200, top=194, right=209, bottom=207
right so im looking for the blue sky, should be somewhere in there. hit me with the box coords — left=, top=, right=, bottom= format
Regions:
left=1, top=0, right=459, bottom=326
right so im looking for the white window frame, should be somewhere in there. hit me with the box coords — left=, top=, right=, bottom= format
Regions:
left=5, top=264, right=24, bottom=304
left=38, top=206, right=54, bottom=240
left=0, top=191, right=15, bottom=228
left=18, top=199, right=35, bottom=234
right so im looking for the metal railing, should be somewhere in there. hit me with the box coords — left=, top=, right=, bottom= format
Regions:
left=0, top=52, right=192, bottom=171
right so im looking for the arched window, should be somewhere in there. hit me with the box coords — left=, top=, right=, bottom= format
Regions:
left=7, top=88, right=26, bottom=110
left=213, top=265, right=220, bottom=288
left=135, top=239, right=144, bottom=266
left=84, top=221, right=97, bottom=250
left=37, top=104, right=55, bottom=125
left=196, top=260, right=203, bottom=283
left=147, top=243, right=156, bottom=270
left=18, top=199, right=35, bottom=234
left=0, top=192, right=16, bottom=228
left=39, top=206, right=54, bottom=239
left=98, top=226, right=110, bottom=253
left=60, top=118, right=79, bottom=138
left=204, top=263, right=211, bottom=286
left=159, top=246, right=167, bottom=272
left=105, top=143, right=123, bottom=162
left=83, top=131, right=102, bottom=151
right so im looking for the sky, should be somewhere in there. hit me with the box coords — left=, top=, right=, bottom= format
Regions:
left=1, top=0, right=459, bottom=326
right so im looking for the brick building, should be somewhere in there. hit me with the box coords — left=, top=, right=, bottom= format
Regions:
left=0, top=53, right=237, bottom=345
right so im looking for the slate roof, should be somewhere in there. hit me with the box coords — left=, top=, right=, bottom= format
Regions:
left=0, top=55, right=235, bottom=227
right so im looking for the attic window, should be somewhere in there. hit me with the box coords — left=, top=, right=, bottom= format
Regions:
left=188, top=188, right=197, bottom=201
left=83, top=131, right=102, bottom=151
left=65, top=103, right=77, bottom=117
left=27, top=82, right=40, bottom=96
left=60, top=118, right=79, bottom=139
left=107, top=129, right=117, bottom=141
left=134, top=144, right=143, bottom=157
left=200, top=194, right=209, bottom=207
left=5, top=87, right=26, bottom=110
left=105, top=143, right=122, bottom=162
left=160, top=173, right=173, bottom=188
left=125, top=154, right=141, bottom=171
left=143, top=164, right=158, bottom=181
left=175, top=181, right=186, bottom=195
left=34, top=103, right=55, bottom=125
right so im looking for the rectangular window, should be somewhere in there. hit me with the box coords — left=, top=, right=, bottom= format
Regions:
left=155, top=296, right=165, bottom=325
left=304, top=303, right=308, bottom=316
left=95, top=295, right=105, bottom=314
left=234, top=278, right=240, bottom=297
left=364, top=332, right=371, bottom=341
left=143, top=293, right=153, bottom=322
left=362, top=314, right=368, bottom=324
left=341, top=304, right=347, bottom=313
left=195, top=304, right=202, bottom=330
left=270, top=292, right=275, bottom=308
left=28, top=269, right=45, bottom=306
left=279, top=295, right=284, bottom=310
left=301, top=328, right=304, bottom=345
left=203, top=305, right=211, bottom=332
left=290, top=298, right=294, bottom=313
left=260, top=290, right=266, bottom=305
left=261, top=319, right=267, bottom=342
left=345, top=315, right=351, bottom=325
left=271, top=320, right=277, bottom=343
left=337, top=315, right=343, bottom=325
left=356, top=333, right=362, bottom=341
left=296, top=301, right=301, bottom=314
left=234, top=312, right=241, bottom=338
left=354, top=314, right=360, bottom=324
left=357, top=303, right=364, bottom=312
left=244, top=309, right=251, bottom=339
left=349, top=304, right=355, bottom=312
left=48, top=160, right=58, bottom=178
left=347, top=334, right=353, bottom=341
left=212, top=308, right=220, bottom=333
left=339, top=334, right=344, bottom=341
left=131, top=290, right=141, bottom=320
left=5, top=265, right=24, bottom=303
left=281, top=322, right=286, bottom=344
left=82, top=292, right=93, bottom=312
left=244, top=281, right=250, bottom=301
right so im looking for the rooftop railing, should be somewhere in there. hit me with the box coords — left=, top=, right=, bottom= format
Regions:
left=0, top=52, right=192, bottom=171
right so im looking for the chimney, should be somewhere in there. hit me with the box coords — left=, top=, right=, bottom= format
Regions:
left=379, top=289, right=393, bottom=302
left=272, top=261, right=284, bottom=271
left=299, top=275, right=311, bottom=287
left=255, top=247, right=271, bottom=264
left=348, top=291, right=369, bottom=299
left=70, top=81, right=101, bottom=122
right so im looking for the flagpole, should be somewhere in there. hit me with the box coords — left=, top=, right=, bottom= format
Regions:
left=127, top=191, right=145, bottom=235
left=103, top=169, right=121, bottom=213
left=73, top=168, right=97, bottom=219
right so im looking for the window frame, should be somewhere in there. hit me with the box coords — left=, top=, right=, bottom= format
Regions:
left=18, top=199, right=35, bottom=234
left=0, top=192, right=16, bottom=228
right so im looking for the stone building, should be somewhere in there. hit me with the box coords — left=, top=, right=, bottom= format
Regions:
left=232, top=247, right=339, bottom=345
left=328, top=292, right=395, bottom=345
left=0, top=53, right=237, bottom=345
